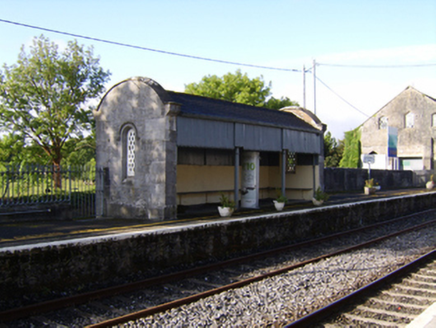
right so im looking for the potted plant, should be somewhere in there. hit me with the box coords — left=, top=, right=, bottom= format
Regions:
left=312, top=187, right=329, bottom=206
left=273, top=193, right=288, bottom=211
left=218, top=194, right=235, bottom=217
left=364, top=178, right=376, bottom=195
left=426, top=174, right=435, bottom=190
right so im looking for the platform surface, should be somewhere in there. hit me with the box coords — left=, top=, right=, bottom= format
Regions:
left=0, top=188, right=431, bottom=249
left=406, top=302, right=436, bottom=328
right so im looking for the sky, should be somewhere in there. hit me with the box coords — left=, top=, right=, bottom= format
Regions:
left=1, top=0, right=436, bottom=139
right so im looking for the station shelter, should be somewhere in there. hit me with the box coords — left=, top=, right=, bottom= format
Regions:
left=94, top=77, right=326, bottom=220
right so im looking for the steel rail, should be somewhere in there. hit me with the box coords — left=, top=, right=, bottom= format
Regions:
left=84, top=217, right=436, bottom=327
left=1, top=209, right=435, bottom=323
left=284, top=249, right=436, bottom=327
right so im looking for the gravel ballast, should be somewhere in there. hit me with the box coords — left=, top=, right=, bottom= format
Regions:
left=124, top=224, right=436, bottom=327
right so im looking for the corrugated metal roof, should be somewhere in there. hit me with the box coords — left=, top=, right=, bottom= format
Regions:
left=167, top=91, right=319, bottom=134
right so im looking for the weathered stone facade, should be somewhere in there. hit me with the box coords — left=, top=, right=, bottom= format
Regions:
left=94, top=78, right=179, bottom=220
left=360, top=86, right=436, bottom=170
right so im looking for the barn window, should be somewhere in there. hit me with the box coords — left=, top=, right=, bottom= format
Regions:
left=432, top=114, right=436, bottom=127
left=379, top=116, right=388, bottom=129
left=405, top=112, right=414, bottom=128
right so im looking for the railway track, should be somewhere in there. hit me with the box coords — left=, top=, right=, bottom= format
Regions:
left=1, top=210, right=436, bottom=327
left=287, top=250, right=436, bottom=327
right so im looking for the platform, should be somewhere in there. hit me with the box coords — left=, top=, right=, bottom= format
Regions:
left=406, top=302, right=436, bottom=328
left=1, top=188, right=435, bottom=318
left=0, top=188, right=431, bottom=249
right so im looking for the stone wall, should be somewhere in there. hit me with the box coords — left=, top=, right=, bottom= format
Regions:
left=1, top=192, right=436, bottom=308
left=325, top=167, right=414, bottom=192
left=360, top=87, right=436, bottom=170
left=94, top=78, right=178, bottom=220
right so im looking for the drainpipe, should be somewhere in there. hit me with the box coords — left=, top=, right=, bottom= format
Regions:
left=313, top=154, right=316, bottom=196
left=282, top=149, right=286, bottom=197
left=234, top=147, right=240, bottom=209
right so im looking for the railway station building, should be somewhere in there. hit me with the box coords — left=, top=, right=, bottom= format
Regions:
left=94, top=77, right=326, bottom=220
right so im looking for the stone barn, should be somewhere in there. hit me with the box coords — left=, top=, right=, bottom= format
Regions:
left=94, top=77, right=326, bottom=220
left=360, top=86, right=436, bottom=170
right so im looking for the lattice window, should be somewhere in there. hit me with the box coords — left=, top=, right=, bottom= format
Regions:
left=286, top=151, right=297, bottom=173
left=126, top=129, right=136, bottom=177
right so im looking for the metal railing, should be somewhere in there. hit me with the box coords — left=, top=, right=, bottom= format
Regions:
left=0, top=165, right=96, bottom=218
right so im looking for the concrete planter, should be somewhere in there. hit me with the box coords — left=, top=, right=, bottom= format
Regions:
left=218, top=206, right=234, bottom=217
left=273, top=201, right=285, bottom=211
left=312, top=198, right=324, bottom=206
left=364, top=187, right=376, bottom=195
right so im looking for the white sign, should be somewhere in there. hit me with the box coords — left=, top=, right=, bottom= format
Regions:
left=363, top=154, right=375, bottom=164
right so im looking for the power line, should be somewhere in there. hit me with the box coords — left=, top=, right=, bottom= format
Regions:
left=0, top=18, right=301, bottom=73
left=315, top=75, right=370, bottom=118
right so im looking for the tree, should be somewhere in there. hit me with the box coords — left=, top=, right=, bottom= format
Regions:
left=0, top=35, right=111, bottom=187
left=339, top=128, right=361, bottom=168
left=185, top=70, right=299, bottom=109
left=0, top=133, right=46, bottom=167
left=324, top=131, right=344, bottom=167
left=265, top=96, right=299, bottom=110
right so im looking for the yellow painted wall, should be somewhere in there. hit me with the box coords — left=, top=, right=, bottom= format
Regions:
left=177, top=163, right=319, bottom=205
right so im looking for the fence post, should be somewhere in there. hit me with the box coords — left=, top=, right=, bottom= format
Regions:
left=68, top=165, right=72, bottom=202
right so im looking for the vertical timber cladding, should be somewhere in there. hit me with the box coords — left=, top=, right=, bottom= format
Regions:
left=282, top=129, right=321, bottom=153
left=176, top=117, right=235, bottom=149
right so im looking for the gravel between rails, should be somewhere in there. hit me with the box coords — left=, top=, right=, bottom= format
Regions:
left=120, top=221, right=436, bottom=327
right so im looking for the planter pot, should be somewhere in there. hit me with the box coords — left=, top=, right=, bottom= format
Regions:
left=273, top=200, right=285, bottom=211
left=426, top=181, right=435, bottom=190
left=218, top=206, right=234, bottom=217
left=312, top=198, right=324, bottom=206
left=364, top=187, right=376, bottom=195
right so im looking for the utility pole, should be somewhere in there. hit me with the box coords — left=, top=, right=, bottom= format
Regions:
left=313, top=59, right=317, bottom=115
left=302, top=65, right=306, bottom=108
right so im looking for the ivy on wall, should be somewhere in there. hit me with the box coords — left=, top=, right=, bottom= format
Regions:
left=339, top=128, right=362, bottom=168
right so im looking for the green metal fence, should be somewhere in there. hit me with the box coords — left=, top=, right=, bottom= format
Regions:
left=0, top=165, right=96, bottom=218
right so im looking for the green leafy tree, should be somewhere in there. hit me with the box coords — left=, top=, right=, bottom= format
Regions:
left=0, top=35, right=110, bottom=187
left=185, top=70, right=298, bottom=109
left=339, top=128, right=361, bottom=168
left=0, top=133, right=47, bottom=167
left=324, top=131, right=344, bottom=167
left=264, top=96, right=299, bottom=110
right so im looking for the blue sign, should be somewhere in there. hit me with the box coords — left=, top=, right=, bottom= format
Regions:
left=387, top=127, right=398, bottom=158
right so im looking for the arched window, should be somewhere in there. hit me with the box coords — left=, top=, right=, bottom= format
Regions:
left=121, top=124, right=137, bottom=178
left=126, top=129, right=136, bottom=177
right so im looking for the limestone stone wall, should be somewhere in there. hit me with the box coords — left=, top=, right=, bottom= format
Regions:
left=2, top=192, right=435, bottom=308
left=94, top=78, right=178, bottom=220
left=360, top=87, right=436, bottom=169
